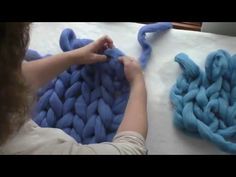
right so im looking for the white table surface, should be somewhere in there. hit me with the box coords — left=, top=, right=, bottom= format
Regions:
left=29, top=22, right=236, bottom=154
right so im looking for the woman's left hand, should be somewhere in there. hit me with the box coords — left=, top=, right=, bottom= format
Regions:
left=70, top=35, right=114, bottom=65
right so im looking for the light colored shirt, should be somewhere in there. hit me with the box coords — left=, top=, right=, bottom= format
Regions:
left=0, top=120, right=147, bottom=155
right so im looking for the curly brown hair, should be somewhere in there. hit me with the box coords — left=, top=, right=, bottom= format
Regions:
left=0, top=22, right=31, bottom=145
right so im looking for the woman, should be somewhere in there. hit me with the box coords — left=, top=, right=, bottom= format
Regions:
left=0, top=23, right=148, bottom=154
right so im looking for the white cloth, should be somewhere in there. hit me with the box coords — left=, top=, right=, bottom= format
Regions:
left=0, top=120, right=147, bottom=155
left=28, top=22, right=236, bottom=154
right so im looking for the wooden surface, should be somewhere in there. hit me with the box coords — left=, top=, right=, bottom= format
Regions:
left=139, top=22, right=202, bottom=31
left=172, top=22, right=202, bottom=31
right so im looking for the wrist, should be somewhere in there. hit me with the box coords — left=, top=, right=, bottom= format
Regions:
left=66, top=49, right=83, bottom=65
left=130, top=73, right=145, bottom=87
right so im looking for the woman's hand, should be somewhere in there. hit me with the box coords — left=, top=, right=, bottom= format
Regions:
left=117, top=56, right=147, bottom=139
left=70, top=35, right=114, bottom=65
left=119, top=56, right=144, bottom=86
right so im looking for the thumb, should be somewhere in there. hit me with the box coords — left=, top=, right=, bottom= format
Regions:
left=119, top=56, right=129, bottom=65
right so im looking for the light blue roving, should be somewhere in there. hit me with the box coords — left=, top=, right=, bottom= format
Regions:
left=170, top=49, right=236, bottom=153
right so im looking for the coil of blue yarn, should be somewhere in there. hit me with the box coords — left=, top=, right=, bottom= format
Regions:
left=26, top=22, right=172, bottom=144
left=170, top=49, right=236, bottom=153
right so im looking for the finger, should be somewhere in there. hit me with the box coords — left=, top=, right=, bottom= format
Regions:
left=103, top=43, right=109, bottom=50
left=100, top=35, right=114, bottom=48
left=105, top=35, right=114, bottom=48
left=92, top=54, right=108, bottom=63
left=94, top=35, right=114, bottom=51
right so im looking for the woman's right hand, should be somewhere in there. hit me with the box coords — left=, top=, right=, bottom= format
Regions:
left=119, top=56, right=144, bottom=86
left=117, top=56, right=147, bottom=141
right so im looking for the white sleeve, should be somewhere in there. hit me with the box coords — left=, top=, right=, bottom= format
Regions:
left=81, top=131, right=147, bottom=155
left=0, top=120, right=147, bottom=155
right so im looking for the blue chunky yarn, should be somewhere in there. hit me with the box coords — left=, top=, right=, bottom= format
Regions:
left=138, top=22, right=172, bottom=69
left=26, top=22, right=172, bottom=144
left=170, top=49, right=236, bottom=153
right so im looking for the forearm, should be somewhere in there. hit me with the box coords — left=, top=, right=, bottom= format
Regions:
left=22, top=50, right=79, bottom=91
left=117, top=77, right=148, bottom=139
